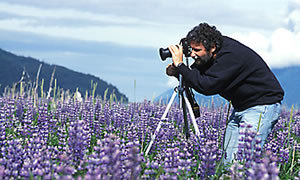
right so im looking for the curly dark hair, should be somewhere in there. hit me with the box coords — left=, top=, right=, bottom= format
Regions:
left=186, top=23, right=223, bottom=53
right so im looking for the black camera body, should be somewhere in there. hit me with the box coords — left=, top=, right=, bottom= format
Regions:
left=159, top=38, right=191, bottom=61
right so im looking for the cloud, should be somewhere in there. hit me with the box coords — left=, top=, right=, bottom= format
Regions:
left=230, top=29, right=300, bottom=68
left=0, top=1, right=174, bottom=48
left=286, top=2, right=300, bottom=32
left=268, top=28, right=300, bottom=67
left=0, top=2, right=146, bottom=26
left=1, top=0, right=285, bottom=30
left=0, top=0, right=290, bottom=49
left=229, top=1, right=300, bottom=68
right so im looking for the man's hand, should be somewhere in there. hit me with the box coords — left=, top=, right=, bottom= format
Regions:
left=166, top=63, right=179, bottom=78
left=168, top=45, right=183, bottom=67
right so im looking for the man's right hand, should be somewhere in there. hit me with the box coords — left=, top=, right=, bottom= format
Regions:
left=168, top=45, right=183, bottom=67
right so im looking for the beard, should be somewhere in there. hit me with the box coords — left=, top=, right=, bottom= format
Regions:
left=193, top=53, right=212, bottom=65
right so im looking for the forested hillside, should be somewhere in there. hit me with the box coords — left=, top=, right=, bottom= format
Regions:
left=0, top=48, right=128, bottom=102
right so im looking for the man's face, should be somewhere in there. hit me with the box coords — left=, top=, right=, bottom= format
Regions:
left=190, top=42, right=214, bottom=65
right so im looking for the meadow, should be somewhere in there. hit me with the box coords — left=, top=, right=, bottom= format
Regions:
left=0, top=85, right=299, bottom=179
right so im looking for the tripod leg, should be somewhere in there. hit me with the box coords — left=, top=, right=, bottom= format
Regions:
left=181, top=94, right=190, bottom=139
left=145, top=90, right=177, bottom=156
left=183, top=95, right=201, bottom=137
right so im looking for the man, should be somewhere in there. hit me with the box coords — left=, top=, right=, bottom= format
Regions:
left=166, top=23, right=284, bottom=164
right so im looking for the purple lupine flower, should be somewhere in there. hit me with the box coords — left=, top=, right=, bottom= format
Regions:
left=0, top=106, right=6, bottom=148
left=102, top=102, right=113, bottom=127
left=81, top=97, right=95, bottom=133
left=123, top=142, right=144, bottom=179
left=53, top=153, right=76, bottom=179
left=134, top=109, right=149, bottom=145
left=152, top=121, right=175, bottom=155
left=247, top=151, right=279, bottom=180
left=57, top=124, right=67, bottom=152
left=264, top=114, right=295, bottom=164
left=86, top=139, right=102, bottom=178
left=20, top=97, right=35, bottom=137
left=142, top=160, right=160, bottom=179
left=37, top=102, right=50, bottom=142
left=230, top=161, right=244, bottom=180
left=56, top=100, right=69, bottom=127
left=292, top=112, right=300, bottom=137
left=111, top=104, right=124, bottom=132
left=48, top=110, right=57, bottom=135
left=93, top=99, right=105, bottom=138
left=20, top=133, right=58, bottom=179
left=15, top=95, right=25, bottom=119
left=126, top=124, right=139, bottom=144
left=0, top=139, right=25, bottom=179
left=93, top=134, right=124, bottom=179
left=67, top=118, right=90, bottom=167
left=198, top=140, right=218, bottom=178
left=236, top=123, right=262, bottom=167
left=3, top=98, right=16, bottom=129
left=252, top=138, right=262, bottom=164
left=0, top=165, right=5, bottom=179
left=161, top=146, right=180, bottom=179
left=177, top=141, right=195, bottom=176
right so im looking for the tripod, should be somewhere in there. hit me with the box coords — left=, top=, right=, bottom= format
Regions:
left=145, top=73, right=201, bottom=156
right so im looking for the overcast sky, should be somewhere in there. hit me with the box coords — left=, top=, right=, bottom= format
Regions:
left=1, top=0, right=300, bottom=102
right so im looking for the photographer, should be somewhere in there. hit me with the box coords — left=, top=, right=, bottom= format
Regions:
left=166, top=23, right=284, bottom=165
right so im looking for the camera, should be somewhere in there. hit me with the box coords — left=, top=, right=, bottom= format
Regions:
left=159, top=38, right=191, bottom=61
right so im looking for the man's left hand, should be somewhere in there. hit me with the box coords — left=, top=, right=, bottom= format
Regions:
left=166, top=63, right=179, bottom=78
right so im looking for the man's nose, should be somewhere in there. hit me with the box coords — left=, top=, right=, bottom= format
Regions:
left=190, top=52, right=196, bottom=57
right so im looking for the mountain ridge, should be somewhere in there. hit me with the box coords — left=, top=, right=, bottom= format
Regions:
left=0, top=48, right=128, bottom=102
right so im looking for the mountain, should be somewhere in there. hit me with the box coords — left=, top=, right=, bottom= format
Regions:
left=155, top=66, right=300, bottom=108
left=272, top=66, right=300, bottom=107
left=0, top=48, right=128, bottom=102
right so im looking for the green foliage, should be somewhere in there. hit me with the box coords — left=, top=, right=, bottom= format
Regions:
left=88, top=134, right=97, bottom=154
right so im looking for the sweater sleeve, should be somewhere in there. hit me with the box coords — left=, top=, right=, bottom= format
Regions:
left=177, top=53, right=245, bottom=95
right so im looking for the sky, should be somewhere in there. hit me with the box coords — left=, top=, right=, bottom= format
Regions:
left=0, top=0, right=300, bottom=102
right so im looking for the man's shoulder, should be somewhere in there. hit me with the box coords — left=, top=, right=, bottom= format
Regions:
left=218, top=36, right=250, bottom=57
left=222, top=36, right=241, bottom=47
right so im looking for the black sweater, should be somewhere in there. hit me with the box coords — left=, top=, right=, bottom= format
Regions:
left=177, top=36, right=284, bottom=111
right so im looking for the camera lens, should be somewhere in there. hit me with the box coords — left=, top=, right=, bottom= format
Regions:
left=159, top=48, right=172, bottom=61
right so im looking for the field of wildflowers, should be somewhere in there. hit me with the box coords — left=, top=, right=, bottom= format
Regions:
left=0, top=86, right=299, bottom=179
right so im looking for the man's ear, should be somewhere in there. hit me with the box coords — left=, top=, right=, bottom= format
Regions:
left=210, top=45, right=216, bottom=54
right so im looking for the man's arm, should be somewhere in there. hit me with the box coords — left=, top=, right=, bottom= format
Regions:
left=177, top=53, right=245, bottom=95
